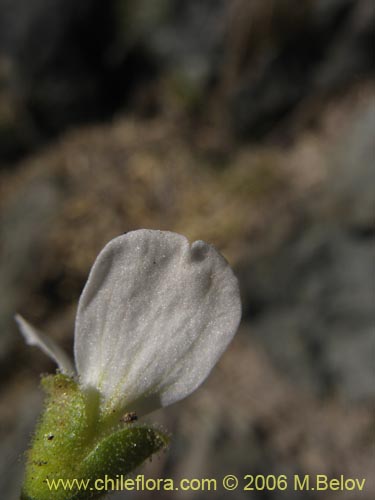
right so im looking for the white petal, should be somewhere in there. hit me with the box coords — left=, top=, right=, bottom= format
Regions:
left=15, top=314, right=75, bottom=376
left=74, top=230, right=241, bottom=415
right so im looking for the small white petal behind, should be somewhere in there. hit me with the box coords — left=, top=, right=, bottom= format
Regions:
left=15, top=314, right=75, bottom=376
left=74, top=230, right=241, bottom=415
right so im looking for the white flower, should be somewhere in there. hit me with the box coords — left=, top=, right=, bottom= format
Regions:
left=16, top=229, right=241, bottom=416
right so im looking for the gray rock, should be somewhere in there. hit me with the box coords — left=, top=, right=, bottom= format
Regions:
left=240, top=103, right=375, bottom=401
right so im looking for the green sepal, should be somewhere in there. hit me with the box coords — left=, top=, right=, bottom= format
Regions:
left=21, top=374, right=168, bottom=500
left=79, top=426, right=168, bottom=499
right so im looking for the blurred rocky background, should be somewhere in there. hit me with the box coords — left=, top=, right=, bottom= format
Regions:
left=0, top=0, right=374, bottom=499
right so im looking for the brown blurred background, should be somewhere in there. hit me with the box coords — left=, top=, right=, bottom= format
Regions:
left=0, top=1, right=374, bottom=499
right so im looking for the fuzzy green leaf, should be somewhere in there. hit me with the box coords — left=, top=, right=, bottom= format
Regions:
left=21, top=374, right=168, bottom=500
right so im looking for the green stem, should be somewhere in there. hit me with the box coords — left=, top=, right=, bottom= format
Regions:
left=21, top=374, right=168, bottom=500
